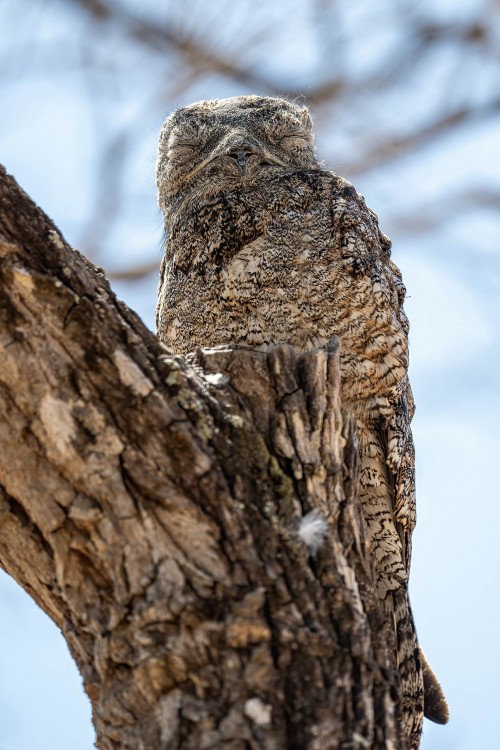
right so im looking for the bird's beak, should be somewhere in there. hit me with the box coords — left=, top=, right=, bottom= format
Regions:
left=234, top=151, right=248, bottom=175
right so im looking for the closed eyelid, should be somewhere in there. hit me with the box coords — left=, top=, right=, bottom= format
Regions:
left=278, top=132, right=309, bottom=142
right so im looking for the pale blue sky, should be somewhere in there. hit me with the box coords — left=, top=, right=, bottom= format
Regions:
left=1, top=1, right=499, bottom=748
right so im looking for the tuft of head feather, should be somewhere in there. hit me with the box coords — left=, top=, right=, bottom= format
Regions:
left=298, top=510, right=328, bottom=554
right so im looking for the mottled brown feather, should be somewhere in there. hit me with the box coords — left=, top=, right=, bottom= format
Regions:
left=156, top=95, right=449, bottom=747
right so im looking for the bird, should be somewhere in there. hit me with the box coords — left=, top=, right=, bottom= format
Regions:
left=155, top=94, right=449, bottom=748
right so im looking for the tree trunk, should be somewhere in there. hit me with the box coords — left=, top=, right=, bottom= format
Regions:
left=0, top=166, right=406, bottom=749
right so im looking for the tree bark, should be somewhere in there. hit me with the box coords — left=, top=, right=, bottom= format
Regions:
left=0, top=166, right=406, bottom=749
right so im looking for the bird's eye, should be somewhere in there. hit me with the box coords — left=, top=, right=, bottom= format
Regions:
left=172, top=142, right=196, bottom=151
left=278, top=133, right=309, bottom=144
left=167, top=141, right=197, bottom=165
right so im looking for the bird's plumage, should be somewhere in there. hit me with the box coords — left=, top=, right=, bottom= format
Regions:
left=156, top=95, right=449, bottom=747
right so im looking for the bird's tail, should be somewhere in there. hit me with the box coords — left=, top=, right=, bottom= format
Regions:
left=421, top=649, right=450, bottom=725
left=392, top=589, right=450, bottom=748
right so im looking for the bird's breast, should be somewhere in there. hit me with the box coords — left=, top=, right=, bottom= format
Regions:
left=157, top=171, right=409, bottom=407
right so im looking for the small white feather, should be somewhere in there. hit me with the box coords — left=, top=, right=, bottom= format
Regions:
left=298, top=510, right=328, bottom=554
left=244, top=697, right=272, bottom=727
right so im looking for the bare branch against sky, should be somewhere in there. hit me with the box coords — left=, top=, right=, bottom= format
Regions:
left=1, top=0, right=498, bottom=272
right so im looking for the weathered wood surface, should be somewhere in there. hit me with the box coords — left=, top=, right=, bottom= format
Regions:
left=0, top=166, right=405, bottom=749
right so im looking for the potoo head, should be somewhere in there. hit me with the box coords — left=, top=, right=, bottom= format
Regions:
left=156, top=95, right=319, bottom=214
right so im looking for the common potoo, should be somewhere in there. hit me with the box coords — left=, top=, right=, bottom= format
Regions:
left=155, top=95, right=449, bottom=748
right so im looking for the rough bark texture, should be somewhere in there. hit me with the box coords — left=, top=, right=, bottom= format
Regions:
left=0, top=166, right=406, bottom=749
